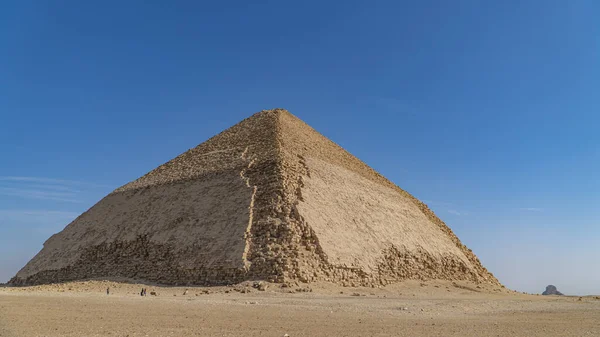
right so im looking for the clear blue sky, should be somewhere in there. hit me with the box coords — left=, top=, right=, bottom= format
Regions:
left=1, top=1, right=598, bottom=294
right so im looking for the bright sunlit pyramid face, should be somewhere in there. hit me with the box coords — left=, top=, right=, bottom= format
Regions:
left=10, top=109, right=500, bottom=287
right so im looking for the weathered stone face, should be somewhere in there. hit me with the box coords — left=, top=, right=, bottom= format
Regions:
left=9, top=109, right=501, bottom=287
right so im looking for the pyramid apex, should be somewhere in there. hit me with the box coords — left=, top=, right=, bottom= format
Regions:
left=256, top=108, right=293, bottom=116
left=269, top=107, right=290, bottom=113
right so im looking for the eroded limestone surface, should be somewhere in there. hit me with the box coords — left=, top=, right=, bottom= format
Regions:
left=10, top=109, right=500, bottom=287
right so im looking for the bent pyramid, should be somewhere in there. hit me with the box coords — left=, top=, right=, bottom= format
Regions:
left=10, top=109, right=499, bottom=287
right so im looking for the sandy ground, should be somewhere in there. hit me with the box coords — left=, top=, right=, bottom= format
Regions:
left=1, top=281, right=599, bottom=337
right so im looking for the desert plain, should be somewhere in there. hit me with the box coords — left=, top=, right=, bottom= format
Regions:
left=1, top=280, right=599, bottom=337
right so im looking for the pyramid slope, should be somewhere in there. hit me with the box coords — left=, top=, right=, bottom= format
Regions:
left=273, top=111, right=498, bottom=285
left=11, top=111, right=282, bottom=285
left=10, top=109, right=499, bottom=287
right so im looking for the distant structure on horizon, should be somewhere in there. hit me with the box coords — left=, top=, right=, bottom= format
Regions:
left=9, top=109, right=501, bottom=287
left=542, top=285, right=564, bottom=296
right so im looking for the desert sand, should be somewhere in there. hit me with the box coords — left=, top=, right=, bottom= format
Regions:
left=1, top=281, right=599, bottom=337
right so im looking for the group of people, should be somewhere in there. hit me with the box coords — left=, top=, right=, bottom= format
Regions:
left=105, top=287, right=149, bottom=296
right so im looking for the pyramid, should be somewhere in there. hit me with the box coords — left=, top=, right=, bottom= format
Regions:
left=10, top=109, right=500, bottom=287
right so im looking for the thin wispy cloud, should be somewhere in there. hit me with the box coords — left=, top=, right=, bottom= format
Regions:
left=0, top=176, right=110, bottom=188
left=0, top=176, right=110, bottom=203
left=423, top=200, right=470, bottom=216
left=519, top=208, right=543, bottom=212
left=0, top=209, right=80, bottom=221
left=423, top=200, right=454, bottom=207
left=22, top=184, right=81, bottom=193
left=0, top=187, right=82, bottom=203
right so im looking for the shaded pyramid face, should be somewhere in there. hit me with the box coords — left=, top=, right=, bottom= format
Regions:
left=10, top=109, right=499, bottom=287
